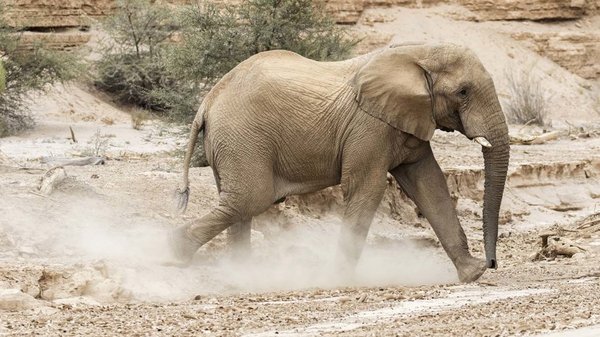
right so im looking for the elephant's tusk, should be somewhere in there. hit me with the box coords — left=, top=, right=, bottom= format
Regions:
left=474, top=137, right=492, bottom=148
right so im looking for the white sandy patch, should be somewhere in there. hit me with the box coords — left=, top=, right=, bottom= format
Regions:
left=535, top=325, right=600, bottom=337
left=247, top=287, right=553, bottom=337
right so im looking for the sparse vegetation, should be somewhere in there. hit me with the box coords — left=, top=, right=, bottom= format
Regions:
left=95, top=0, right=355, bottom=125
left=170, top=0, right=356, bottom=92
left=94, top=0, right=355, bottom=167
left=504, top=70, right=550, bottom=126
left=130, top=109, right=150, bottom=130
left=0, top=1, right=80, bottom=137
left=94, top=0, right=178, bottom=114
left=85, top=129, right=111, bottom=157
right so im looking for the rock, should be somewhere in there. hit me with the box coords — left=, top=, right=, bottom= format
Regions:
left=0, top=289, right=40, bottom=311
left=533, top=235, right=587, bottom=260
left=349, top=29, right=394, bottom=54
left=338, top=296, right=352, bottom=303
left=326, top=0, right=365, bottom=24
left=459, top=0, right=586, bottom=21
left=539, top=231, right=557, bottom=247
left=17, top=31, right=92, bottom=51
left=53, top=296, right=102, bottom=306
left=38, top=265, right=127, bottom=303
left=511, top=31, right=600, bottom=80
left=365, top=0, right=445, bottom=7
left=589, top=0, right=600, bottom=14
left=2, top=0, right=116, bottom=28
left=327, top=0, right=447, bottom=24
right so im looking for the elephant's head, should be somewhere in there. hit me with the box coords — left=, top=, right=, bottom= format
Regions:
left=352, top=43, right=510, bottom=269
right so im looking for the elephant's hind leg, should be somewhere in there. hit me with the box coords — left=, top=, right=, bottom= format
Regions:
left=171, top=167, right=276, bottom=264
left=227, top=219, right=252, bottom=260
left=225, top=196, right=285, bottom=260
left=214, top=168, right=252, bottom=260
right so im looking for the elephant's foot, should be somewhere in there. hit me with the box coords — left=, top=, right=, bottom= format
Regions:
left=167, top=225, right=201, bottom=266
left=456, top=256, right=487, bottom=283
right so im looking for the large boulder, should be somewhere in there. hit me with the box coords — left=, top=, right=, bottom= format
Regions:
left=0, top=289, right=40, bottom=311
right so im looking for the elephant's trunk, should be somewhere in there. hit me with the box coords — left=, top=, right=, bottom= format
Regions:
left=481, top=110, right=510, bottom=269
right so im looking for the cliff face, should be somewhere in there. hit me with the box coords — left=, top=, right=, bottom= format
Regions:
left=4, top=0, right=600, bottom=27
left=513, top=31, right=600, bottom=80
left=330, top=0, right=600, bottom=24
left=460, top=0, right=588, bottom=21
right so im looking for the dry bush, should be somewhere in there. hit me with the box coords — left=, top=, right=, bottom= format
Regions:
left=94, top=0, right=176, bottom=112
left=172, top=0, right=356, bottom=88
left=504, top=70, right=550, bottom=126
left=84, top=129, right=111, bottom=157
left=130, top=109, right=150, bottom=130
left=101, top=117, right=115, bottom=125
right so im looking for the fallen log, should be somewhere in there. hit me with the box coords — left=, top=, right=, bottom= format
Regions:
left=509, top=130, right=563, bottom=145
left=38, top=166, right=67, bottom=195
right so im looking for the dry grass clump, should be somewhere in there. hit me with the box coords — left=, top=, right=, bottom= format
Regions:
left=130, top=109, right=150, bottom=130
left=504, top=70, right=550, bottom=126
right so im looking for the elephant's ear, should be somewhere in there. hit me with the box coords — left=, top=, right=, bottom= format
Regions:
left=351, top=50, right=435, bottom=141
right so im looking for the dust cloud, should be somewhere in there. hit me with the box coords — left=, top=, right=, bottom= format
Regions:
left=0, top=191, right=456, bottom=303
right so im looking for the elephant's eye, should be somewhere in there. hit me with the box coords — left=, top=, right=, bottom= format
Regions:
left=458, top=88, right=468, bottom=98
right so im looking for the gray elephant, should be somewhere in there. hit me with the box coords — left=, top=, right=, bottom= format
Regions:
left=172, top=43, right=509, bottom=283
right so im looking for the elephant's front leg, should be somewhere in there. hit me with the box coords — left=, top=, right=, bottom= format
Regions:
left=337, top=169, right=388, bottom=275
left=391, top=146, right=486, bottom=283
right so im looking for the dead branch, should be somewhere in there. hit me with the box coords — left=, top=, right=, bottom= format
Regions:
left=69, top=126, right=77, bottom=143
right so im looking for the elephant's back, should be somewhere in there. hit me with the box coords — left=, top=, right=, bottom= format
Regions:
left=204, top=50, right=361, bottom=129
left=202, top=50, right=358, bottom=181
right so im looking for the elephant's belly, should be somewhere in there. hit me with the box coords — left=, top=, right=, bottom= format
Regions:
left=273, top=174, right=340, bottom=200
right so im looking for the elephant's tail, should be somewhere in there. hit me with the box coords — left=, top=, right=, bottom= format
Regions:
left=176, top=110, right=205, bottom=213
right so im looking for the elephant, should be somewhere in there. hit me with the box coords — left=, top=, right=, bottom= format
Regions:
left=171, top=42, right=510, bottom=283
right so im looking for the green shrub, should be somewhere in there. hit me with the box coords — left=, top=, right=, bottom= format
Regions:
left=0, top=1, right=80, bottom=137
left=96, top=0, right=354, bottom=167
left=97, top=0, right=355, bottom=126
left=170, top=0, right=356, bottom=89
left=94, top=0, right=181, bottom=115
